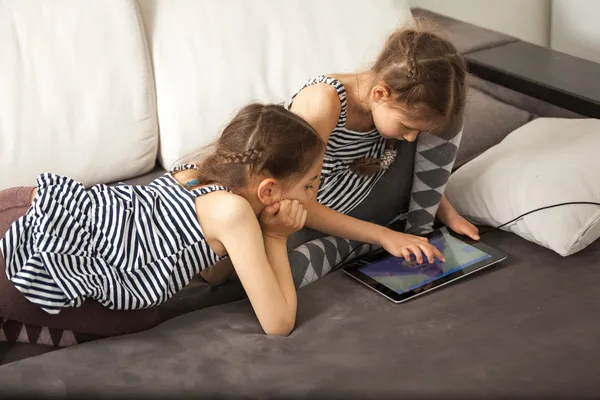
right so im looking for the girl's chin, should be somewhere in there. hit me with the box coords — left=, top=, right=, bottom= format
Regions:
left=379, top=133, right=401, bottom=140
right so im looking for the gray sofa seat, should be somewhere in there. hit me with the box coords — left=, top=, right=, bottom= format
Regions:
left=1, top=230, right=598, bottom=398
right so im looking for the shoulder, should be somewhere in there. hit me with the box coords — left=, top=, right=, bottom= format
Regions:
left=292, top=82, right=341, bottom=119
left=290, top=82, right=341, bottom=139
left=195, top=190, right=258, bottom=230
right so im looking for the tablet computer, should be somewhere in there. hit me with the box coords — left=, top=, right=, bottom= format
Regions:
left=342, top=228, right=507, bottom=304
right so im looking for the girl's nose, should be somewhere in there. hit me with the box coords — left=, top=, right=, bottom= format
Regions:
left=404, top=130, right=420, bottom=142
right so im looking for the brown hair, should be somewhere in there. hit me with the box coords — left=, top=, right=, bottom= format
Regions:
left=180, top=103, right=324, bottom=192
left=352, top=22, right=467, bottom=175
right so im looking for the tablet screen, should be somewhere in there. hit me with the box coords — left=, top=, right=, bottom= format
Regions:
left=357, top=232, right=492, bottom=294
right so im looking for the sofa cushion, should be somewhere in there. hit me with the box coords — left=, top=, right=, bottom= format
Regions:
left=138, top=0, right=413, bottom=168
left=468, top=74, right=584, bottom=119
left=456, top=87, right=533, bottom=168
left=0, top=0, right=158, bottom=190
left=447, top=118, right=600, bottom=256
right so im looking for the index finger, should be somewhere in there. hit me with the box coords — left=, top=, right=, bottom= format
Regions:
left=418, top=244, right=435, bottom=264
left=428, top=244, right=445, bottom=262
left=293, top=203, right=305, bottom=227
left=279, top=199, right=291, bottom=213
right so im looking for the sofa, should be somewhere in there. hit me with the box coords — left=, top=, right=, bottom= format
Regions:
left=1, top=1, right=599, bottom=398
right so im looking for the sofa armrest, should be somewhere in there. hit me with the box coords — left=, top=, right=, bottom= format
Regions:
left=411, top=8, right=518, bottom=54
left=466, top=41, right=600, bottom=118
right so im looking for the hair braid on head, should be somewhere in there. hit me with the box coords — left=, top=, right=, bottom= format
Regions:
left=405, top=35, right=419, bottom=85
left=216, top=148, right=266, bottom=165
left=406, top=53, right=417, bottom=84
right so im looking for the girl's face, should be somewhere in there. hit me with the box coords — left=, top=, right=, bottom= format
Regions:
left=371, top=101, right=434, bottom=141
left=256, top=161, right=322, bottom=208
left=368, top=84, right=437, bottom=141
left=281, top=162, right=322, bottom=205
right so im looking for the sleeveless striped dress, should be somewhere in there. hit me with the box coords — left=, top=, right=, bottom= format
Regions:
left=0, top=164, right=228, bottom=314
left=289, top=76, right=388, bottom=214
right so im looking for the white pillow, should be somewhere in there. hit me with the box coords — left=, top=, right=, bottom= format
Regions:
left=137, top=0, right=413, bottom=169
left=446, top=118, right=600, bottom=256
left=0, top=0, right=158, bottom=190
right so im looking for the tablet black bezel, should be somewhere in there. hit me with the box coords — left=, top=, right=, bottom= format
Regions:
left=341, top=228, right=507, bottom=303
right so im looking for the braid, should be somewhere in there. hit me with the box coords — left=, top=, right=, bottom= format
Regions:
left=406, top=53, right=417, bottom=84
left=216, top=148, right=265, bottom=165
left=405, top=29, right=422, bottom=86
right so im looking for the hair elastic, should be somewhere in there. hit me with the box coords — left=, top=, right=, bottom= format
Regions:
left=185, top=179, right=199, bottom=189
left=380, top=149, right=398, bottom=170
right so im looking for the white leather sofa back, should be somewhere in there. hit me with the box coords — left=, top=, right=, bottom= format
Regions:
left=0, top=0, right=158, bottom=190
left=0, top=0, right=413, bottom=190
left=138, top=0, right=413, bottom=169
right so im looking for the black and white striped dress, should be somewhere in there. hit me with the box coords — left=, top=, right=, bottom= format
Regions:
left=289, top=76, right=388, bottom=214
left=0, top=164, right=228, bottom=314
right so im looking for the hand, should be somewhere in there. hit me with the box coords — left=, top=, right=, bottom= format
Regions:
left=259, top=199, right=307, bottom=240
left=379, top=229, right=446, bottom=264
left=446, top=214, right=480, bottom=241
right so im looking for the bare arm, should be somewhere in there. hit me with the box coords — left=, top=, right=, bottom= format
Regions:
left=201, top=193, right=298, bottom=336
left=291, top=86, right=389, bottom=244
left=262, top=235, right=297, bottom=312
left=305, top=200, right=387, bottom=245
left=289, top=83, right=340, bottom=144
left=436, top=194, right=459, bottom=224
left=436, top=193, right=480, bottom=240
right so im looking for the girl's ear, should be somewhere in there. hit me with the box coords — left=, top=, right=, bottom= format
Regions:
left=371, top=83, right=392, bottom=104
left=256, top=178, right=283, bottom=206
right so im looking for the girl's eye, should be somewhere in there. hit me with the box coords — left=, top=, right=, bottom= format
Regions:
left=305, top=184, right=313, bottom=191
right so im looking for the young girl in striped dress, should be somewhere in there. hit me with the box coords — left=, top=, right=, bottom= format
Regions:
left=0, top=104, right=324, bottom=337
left=288, top=25, right=479, bottom=265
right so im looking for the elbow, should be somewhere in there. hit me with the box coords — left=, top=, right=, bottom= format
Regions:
left=200, top=269, right=226, bottom=287
left=262, top=315, right=296, bottom=337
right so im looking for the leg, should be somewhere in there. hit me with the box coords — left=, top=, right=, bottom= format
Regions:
left=286, top=226, right=329, bottom=251
left=0, top=186, right=36, bottom=232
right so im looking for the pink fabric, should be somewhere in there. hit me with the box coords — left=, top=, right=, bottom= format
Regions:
left=0, top=187, right=161, bottom=336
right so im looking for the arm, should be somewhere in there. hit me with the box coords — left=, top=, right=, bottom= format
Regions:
left=305, top=199, right=445, bottom=264
left=203, top=194, right=297, bottom=336
left=436, top=194, right=459, bottom=225
left=289, top=83, right=340, bottom=147
left=291, top=86, right=388, bottom=243
left=305, top=200, right=387, bottom=245
left=436, top=194, right=480, bottom=240
left=262, top=234, right=297, bottom=312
